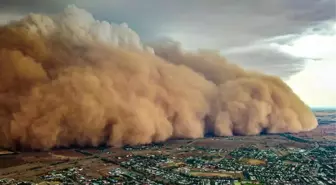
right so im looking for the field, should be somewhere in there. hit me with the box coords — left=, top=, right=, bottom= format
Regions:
left=190, top=171, right=243, bottom=179
left=291, top=124, right=336, bottom=142
left=188, top=135, right=312, bottom=149
left=240, top=158, right=266, bottom=166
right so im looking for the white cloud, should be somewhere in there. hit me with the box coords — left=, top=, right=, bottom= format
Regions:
left=278, top=22, right=336, bottom=60
left=284, top=22, right=336, bottom=107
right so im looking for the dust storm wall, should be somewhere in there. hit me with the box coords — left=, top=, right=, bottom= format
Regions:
left=0, top=5, right=318, bottom=150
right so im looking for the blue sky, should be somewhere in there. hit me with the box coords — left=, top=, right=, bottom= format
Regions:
left=0, top=0, right=335, bottom=107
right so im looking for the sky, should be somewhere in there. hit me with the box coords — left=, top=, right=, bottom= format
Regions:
left=0, top=0, right=335, bottom=107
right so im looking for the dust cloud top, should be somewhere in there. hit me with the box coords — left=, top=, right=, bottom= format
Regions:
left=0, top=5, right=317, bottom=150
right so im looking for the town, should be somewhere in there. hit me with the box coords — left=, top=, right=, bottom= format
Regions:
left=1, top=135, right=335, bottom=185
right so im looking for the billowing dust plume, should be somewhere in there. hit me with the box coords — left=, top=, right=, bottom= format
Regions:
left=0, top=5, right=317, bottom=150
